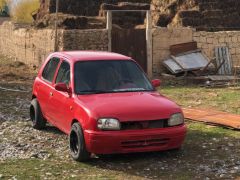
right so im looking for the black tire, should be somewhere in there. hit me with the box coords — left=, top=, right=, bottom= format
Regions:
left=30, top=98, right=46, bottom=130
left=69, top=123, right=90, bottom=162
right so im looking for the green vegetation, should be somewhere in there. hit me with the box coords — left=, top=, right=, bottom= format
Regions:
left=1, top=0, right=40, bottom=22
left=10, top=0, right=40, bottom=23
left=0, top=0, right=9, bottom=16
left=0, top=0, right=7, bottom=9
left=160, top=86, right=240, bottom=114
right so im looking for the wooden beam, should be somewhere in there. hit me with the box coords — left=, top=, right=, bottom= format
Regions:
left=106, top=11, right=112, bottom=52
left=146, top=10, right=153, bottom=78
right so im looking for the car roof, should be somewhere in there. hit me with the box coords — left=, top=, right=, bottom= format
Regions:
left=51, top=51, right=132, bottom=62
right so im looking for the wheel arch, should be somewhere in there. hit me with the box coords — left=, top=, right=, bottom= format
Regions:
left=32, top=94, right=37, bottom=100
left=71, top=119, right=80, bottom=126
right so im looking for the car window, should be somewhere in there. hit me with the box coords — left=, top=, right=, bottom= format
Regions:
left=56, top=61, right=70, bottom=85
left=42, top=57, right=60, bottom=82
left=74, top=60, right=153, bottom=94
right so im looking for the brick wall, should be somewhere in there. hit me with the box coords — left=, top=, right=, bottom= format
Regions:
left=152, top=27, right=240, bottom=77
left=0, top=22, right=108, bottom=66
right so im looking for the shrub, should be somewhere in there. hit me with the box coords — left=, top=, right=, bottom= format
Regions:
left=11, top=0, right=40, bottom=23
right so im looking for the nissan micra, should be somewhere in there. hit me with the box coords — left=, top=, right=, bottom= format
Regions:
left=30, top=51, right=187, bottom=161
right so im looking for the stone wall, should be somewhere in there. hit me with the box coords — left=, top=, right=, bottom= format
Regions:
left=0, top=21, right=56, bottom=65
left=152, top=27, right=240, bottom=77
left=152, top=27, right=193, bottom=76
left=1, top=21, right=240, bottom=77
left=193, top=31, right=240, bottom=68
left=0, top=22, right=108, bottom=66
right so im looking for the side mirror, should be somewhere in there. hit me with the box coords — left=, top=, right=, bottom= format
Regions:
left=55, top=83, right=71, bottom=93
left=151, top=79, right=161, bottom=88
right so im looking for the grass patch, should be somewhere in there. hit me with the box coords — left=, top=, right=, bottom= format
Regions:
left=160, top=86, right=240, bottom=114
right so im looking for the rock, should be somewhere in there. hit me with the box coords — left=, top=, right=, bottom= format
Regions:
left=219, top=174, right=225, bottom=178
left=230, top=169, right=237, bottom=174
left=45, top=172, right=52, bottom=176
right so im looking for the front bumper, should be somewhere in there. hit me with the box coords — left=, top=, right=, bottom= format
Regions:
left=84, top=125, right=187, bottom=154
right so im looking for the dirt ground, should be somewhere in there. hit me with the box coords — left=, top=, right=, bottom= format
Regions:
left=1, top=56, right=240, bottom=180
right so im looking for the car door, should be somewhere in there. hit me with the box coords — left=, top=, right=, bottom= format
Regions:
left=48, top=60, right=73, bottom=133
left=37, top=57, right=60, bottom=123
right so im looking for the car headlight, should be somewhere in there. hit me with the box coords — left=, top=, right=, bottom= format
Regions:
left=97, top=118, right=121, bottom=130
left=168, top=113, right=184, bottom=126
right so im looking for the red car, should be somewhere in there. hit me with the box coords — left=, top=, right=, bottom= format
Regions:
left=30, top=51, right=187, bottom=161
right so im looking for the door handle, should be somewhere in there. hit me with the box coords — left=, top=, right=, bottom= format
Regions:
left=50, top=92, right=53, bottom=97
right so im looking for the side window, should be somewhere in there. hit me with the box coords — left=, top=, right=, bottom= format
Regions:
left=56, top=61, right=70, bottom=85
left=42, top=57, right=60, bottom=82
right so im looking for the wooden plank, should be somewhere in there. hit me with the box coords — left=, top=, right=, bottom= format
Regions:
left=208, top=75, right=236, bottom=81
left=170, top=42, right=198, bottom=56
left=215, top=47, right=233, bottom=75
left=223, top=47, right=228, bottom=74
left=219, top=47, right=224, bottom=75
left=225, top=47, right=232, bottom=75
left=183, top=108, right=240, bottom=129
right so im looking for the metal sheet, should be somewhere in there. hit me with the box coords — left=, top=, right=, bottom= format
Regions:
left=163, top=59, right=183, bottom=74
left=174, top=52, right=209, bottom=70
left=215, top=47, right=233, bottom=75
left=163, top=51, right=209, bottom=74
left=183, top=108, right=240, bottom=129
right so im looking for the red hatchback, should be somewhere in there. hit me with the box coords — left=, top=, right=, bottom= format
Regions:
left=30, top=51, right=187, bottom=161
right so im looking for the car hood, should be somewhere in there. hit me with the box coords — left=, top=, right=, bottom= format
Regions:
left=77, top=92, right=181, bottom=121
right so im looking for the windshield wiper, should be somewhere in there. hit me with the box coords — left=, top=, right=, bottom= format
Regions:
left=78, top=90, right=112, bottom=95
left=113, top=88, right=151, bottom=92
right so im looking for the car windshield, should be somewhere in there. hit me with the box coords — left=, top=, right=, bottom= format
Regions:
left=74, top=60, right=154, bottom=95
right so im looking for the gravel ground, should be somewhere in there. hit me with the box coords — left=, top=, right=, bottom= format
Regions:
left=0, top=121, right=68, bottom=162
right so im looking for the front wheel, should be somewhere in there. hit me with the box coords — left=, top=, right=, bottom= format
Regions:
left=69, top=123, right=90, bottom=162
left=30, top=98, right=46, bottom=130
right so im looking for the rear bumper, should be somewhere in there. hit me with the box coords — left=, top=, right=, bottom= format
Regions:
left=84, top=125, right=187, bottom=154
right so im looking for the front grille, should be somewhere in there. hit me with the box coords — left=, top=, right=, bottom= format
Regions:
left=121, top=138, right=169, bottom=148
left=121, top=119, right=168, bottom=130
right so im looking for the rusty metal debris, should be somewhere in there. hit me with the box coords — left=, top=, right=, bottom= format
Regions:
left=162, top=42, right=239, bottom=86
left=183, top=108, right=240, bottom=129
left=163, top=50, right=210, bottom=74
left=163, top=42, right=213, bottom=75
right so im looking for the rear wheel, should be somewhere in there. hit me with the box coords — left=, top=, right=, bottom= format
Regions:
left=30, top=98, right=46, bottom=130
left=69, top=123, right=90, bottom=162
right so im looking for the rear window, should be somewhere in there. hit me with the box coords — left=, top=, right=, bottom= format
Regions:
left=42, top=58, right=60, bottom=82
